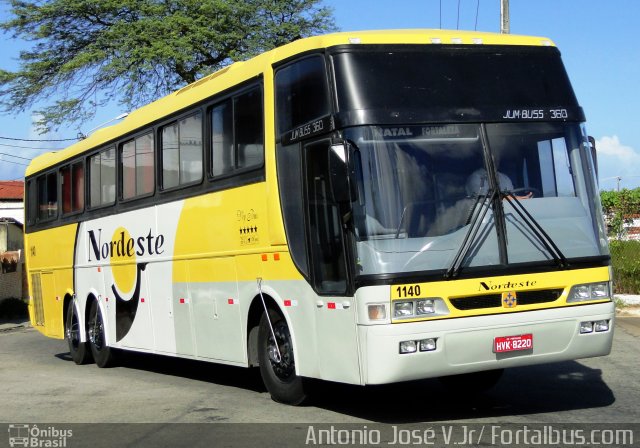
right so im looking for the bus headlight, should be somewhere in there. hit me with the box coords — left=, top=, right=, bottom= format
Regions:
left=416, top=299, right=435, bottom=315
left=392, top=297, right=447, bottom=320
left=394, top=301, right=414, bottom=318
left=568, top=282, right=611, bottom=303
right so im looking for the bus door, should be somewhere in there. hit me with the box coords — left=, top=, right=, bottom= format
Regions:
left=304, top=139, right=361, bottom=384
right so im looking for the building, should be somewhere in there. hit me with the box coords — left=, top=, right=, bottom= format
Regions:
left=0, top=181, right=24, bottom=224
left=0, top=181, right=26, bottom=300
left=625, top=214, right=640, bottom=240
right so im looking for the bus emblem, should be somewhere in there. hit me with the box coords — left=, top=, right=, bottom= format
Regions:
left=502, top=291, right=518, bottom=308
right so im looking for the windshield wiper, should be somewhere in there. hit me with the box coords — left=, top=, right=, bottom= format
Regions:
left=503, top=192, right=568, bottom=268
left=444, top=188, right=497, bottom=279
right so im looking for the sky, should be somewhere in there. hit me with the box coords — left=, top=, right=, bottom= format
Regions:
left=0, top=0, right=638, bottom=190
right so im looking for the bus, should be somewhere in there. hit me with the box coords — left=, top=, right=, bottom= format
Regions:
left=24, top=29, right=614, bottom=405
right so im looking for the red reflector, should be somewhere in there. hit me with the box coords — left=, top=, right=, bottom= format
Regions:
left=284, top=300, right=292, bottom=307
left=179, top=298, right=185, bottom=304
left=327, top=302, right=336, bottom=309
left=261, top=254, right=268, bottom=261
left=228, top=298, right=234, bottom=305
left=141, top=298, right=145, bottom=303
left=274, top=253, right=280, bottom=261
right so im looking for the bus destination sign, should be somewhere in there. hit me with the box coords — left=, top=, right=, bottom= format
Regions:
left=282, top=115, right=333, bottom=145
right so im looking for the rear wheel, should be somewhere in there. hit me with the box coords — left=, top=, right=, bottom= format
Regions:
left=65, top=300, right=91, bottom=365
left=258, top=310, right=307, bottom=405
left=88, top=300, right=116, bottom=368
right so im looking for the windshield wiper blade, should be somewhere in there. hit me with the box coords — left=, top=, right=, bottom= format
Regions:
left=503, top=192, right=568, bottom=268
left=445, top=189, right=497, bottom=279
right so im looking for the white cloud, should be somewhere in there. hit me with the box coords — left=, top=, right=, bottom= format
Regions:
left=595, top=135, right=640, bottom=190
left=597, top=135, right=640, bottom=162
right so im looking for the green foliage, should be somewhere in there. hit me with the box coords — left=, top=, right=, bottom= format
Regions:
left=600, top=188, right=640, bottom=239
left=0, top=0, right=336, bottom=133
left=610, top=240, right=640, bottom=294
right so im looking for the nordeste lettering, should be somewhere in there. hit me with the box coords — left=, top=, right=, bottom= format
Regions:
left=88, top=228, right=165, bottom=262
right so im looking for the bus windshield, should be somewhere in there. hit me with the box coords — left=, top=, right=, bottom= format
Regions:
left=345, top=122, right=609, bottom=276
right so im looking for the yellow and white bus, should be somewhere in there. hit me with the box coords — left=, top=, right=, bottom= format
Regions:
left=25, top=29, right=614, bottom=405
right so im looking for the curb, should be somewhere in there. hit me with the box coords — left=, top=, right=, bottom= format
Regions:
left=615, top=294, right=640, bottom=316
left=0, top=320, right=31, bottom=333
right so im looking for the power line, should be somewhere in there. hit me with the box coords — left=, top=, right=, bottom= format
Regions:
left=0, top=143, right=64, bottom=151
left=0, top=136, right=78, bottom=142
left=0, top=152, right=33, bottom=161
left=0, top=158, right=29, bottom=166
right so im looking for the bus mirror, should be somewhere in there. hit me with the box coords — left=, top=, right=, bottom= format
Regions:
left=328, top=143, right=352, bottom=204
left=588, top=136, right=598, bottom=179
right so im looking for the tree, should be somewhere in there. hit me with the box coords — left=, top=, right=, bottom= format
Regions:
left=600, top=188, right=640, bottom=239
left=0, top=0, right=336, bottom=133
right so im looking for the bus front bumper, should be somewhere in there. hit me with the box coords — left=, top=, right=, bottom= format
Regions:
left=357, top=302, right=615, bottom=385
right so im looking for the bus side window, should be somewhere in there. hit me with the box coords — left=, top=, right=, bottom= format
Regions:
left=161, top=113, right=203, bottom=189
left=211, top=100, right=234, bottom=177
left=121, top=132, right=154, bottom=199
left=36, top=172, right=58, bottom=221
left=305, top=140, right=347, bottom=294
left=89, top=147, right=116, bottom=208
left=210, top=86, right=264, bottom=177
left=275, top=55, right=330, bottom=137
left=61, top=161, right=84, bottom=214
left=235, top=87, right=264, bottom=170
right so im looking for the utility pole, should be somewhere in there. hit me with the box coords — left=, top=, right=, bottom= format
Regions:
left=500, top=0, right=510, bottom=34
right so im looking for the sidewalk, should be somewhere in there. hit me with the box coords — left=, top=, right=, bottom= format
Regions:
left=615, top=294, right=640, bottom=306
left=615, top=294, right=640, bottom=316
left=0, top=318, right=30, bottom=332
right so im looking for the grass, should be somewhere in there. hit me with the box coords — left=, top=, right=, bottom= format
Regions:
left=610, top=240, right=640, bottom=294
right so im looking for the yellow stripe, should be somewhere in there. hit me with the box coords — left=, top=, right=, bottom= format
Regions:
left=391, top=266, right=611, bottom=321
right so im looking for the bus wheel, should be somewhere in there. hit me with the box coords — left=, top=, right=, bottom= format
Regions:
left=65, top=300, right=91, bottom=365
left=439, top=368, right=504, bottom=395
left=87, top=300, right=116, bottom=368
left=258, top=310, right=307, bottom=405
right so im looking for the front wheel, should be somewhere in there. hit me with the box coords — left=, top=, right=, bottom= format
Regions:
left=88, top=300, right=116, bottom=368
left=258, top=310, right=307, bottom=405
left=65, top=300, right=91, bottom=365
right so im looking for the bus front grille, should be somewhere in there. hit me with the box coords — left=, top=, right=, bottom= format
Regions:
left=450, top=289, right=564, bottom=310
left=31, top=273, right=45, bottom=326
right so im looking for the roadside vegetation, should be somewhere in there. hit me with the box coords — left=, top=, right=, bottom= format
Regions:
left=610, top=240, right=640, bottom=294
left=601, top=188, right=640, bottom=295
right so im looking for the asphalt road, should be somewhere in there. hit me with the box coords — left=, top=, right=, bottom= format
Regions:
left=1, top=318, right=639, bottom=446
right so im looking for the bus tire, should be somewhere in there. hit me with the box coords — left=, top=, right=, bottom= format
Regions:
left=87, top=300, right=116, bottom=368
left=258, top=310, right=307, bottom=405
left=439, top=368, right=504, bottom=395
left=65, top=300, right=92, bottom=365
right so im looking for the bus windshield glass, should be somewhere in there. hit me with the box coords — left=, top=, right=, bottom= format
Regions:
left=331, top=45, right=581, bottom=125
left=345, top=122, right=608, bottom=276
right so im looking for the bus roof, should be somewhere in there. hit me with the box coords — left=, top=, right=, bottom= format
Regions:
left=25, top=29, right=555, bottom=177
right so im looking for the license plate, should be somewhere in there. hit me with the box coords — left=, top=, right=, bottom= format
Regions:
left=494, top=334, right=533, bottom=353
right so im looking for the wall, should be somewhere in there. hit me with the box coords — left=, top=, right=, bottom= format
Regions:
left=0, top=201, right=24, bottom=224
left=0, top=262, right=24, bottom=300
